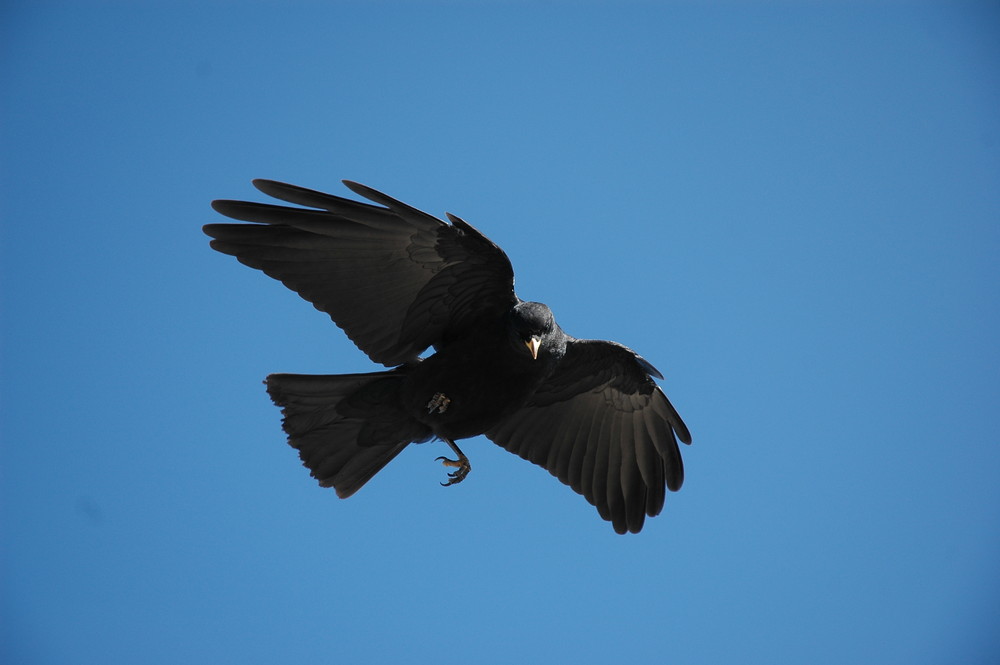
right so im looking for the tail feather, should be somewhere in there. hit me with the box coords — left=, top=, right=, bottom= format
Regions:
left=266, top=371, right=430, bottom=498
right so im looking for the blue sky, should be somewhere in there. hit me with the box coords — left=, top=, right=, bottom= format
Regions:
left=2, top=2, right=998, bottom=663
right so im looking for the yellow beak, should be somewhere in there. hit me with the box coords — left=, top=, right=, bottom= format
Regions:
left=525, top=336, right=541, bottom=360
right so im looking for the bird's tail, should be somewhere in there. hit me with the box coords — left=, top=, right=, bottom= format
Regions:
left=265, top=371, right=431, bottom=498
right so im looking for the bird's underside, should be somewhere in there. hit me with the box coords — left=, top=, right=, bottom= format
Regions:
left=205, top=179, right=692, bottom=534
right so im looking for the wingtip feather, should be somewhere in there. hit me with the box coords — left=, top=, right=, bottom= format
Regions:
left=635, top=353, right=664, bottom=380
left=341, top=179, right=375, bottom=200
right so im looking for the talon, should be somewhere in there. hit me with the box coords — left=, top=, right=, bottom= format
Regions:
left=426, top=392, right=451, bottom=414
left=435, top=452, right=471, bottom=486
left=435, top=455, right=463, bottom=468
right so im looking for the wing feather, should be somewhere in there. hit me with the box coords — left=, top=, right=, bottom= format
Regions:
left=617, top=409, right=647, bottom=533
left=485, top=338, right=690, bottom=533
left=205, top=180, right=516, bottom=366
left=604, top=406, right=625, bottom=532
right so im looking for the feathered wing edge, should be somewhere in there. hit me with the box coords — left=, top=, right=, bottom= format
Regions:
left=204, top=180, right=517, bottom=366
left=485, top=341, right=691, bottom=534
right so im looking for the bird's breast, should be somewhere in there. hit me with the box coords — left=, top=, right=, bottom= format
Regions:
left=402, top=346, right=548, bottom=441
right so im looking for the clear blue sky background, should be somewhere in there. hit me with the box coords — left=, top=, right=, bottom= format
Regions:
left=2, top=2, right=998, bottom=664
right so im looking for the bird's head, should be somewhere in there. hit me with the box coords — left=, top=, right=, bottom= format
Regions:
left=508, top=301, right=560, bottom=361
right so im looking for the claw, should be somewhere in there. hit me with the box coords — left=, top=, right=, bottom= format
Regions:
left=426, top=392, right=451, bottom=414
left=435, top=454, right=471, bottom=486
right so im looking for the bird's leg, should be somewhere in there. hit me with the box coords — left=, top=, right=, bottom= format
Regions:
left=426, top=392, right=451, bottom=414
left=435, top=437, right=471, bottom=487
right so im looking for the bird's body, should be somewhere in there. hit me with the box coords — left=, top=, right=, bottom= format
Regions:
left=205, top=180, right=691, bottom=533
left=407, top=302, right=565, bottom=438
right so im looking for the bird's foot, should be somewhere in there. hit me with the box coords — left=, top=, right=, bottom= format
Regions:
left=435, top=454, right=471, bottom=486
left=426, top=392, right=451, bottom=414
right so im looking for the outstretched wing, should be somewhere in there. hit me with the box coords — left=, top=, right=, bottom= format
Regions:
left=204, top=180, right=516, bottom=366
left=485, top=339, right=691, bottom=534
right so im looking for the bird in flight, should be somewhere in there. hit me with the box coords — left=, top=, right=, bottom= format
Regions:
left=204, top=180, right=691, bottom=533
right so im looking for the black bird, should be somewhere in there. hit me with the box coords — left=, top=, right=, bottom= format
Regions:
left=204, top=180, right=691, bottom=534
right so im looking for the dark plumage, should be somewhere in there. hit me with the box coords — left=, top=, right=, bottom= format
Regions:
left=204, top=179, right=691, bottom=534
